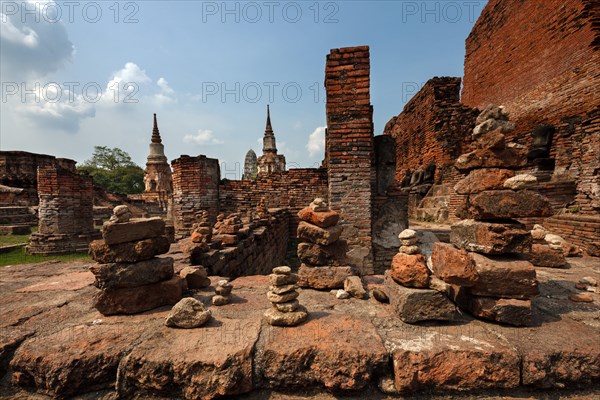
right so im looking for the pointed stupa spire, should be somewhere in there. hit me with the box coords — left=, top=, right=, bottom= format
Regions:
left=263, top=105, right=277, bottom=153
left=151, top=113, right=162, bottom=144
left=265, top=104, right=273, bottom=133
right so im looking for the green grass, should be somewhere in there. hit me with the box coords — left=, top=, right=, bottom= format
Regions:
left=0, top=247, right=91, bottom=267
left=0, top=234, right=30, bottom=246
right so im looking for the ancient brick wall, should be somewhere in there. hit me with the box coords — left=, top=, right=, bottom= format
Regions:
left=219, top=168, right=328, bottom=237
left=544, top=214, right=600, bottom=256
left=462, top=0, right=600, bottom=215
left=27, top=161, right=98, bottom=254
left=0, top=151, right=57, bottom=205
left=171, top=155, right=220, bottom=239
left=325, top=46, right=376, bottom=274
left=191, top=208, right=289, bottom=278
left=383, top=77, right=478, bottom=183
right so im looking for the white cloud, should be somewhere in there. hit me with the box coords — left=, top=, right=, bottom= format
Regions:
left=183, top=129, right=224, bottom=145
left=102, top=62, right=151, bottom=106
left=0, top=1, right=74, bottom=80
left=306, top=126, right=326, bottom=157
left=14, top=85, right=95, bottom=133
left=154, top=77, right=176, bottom=105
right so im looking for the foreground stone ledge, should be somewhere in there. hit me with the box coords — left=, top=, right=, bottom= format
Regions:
left=256, top=314, right=388, bottom=391
left=11, top=323, right=147, bottom=398
left=117, top=318, right=261, bottom=399
left=389, top=327, right=521, bottom=392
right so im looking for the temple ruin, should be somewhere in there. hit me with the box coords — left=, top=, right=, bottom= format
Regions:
left=1, top=0, right=599, bottom=398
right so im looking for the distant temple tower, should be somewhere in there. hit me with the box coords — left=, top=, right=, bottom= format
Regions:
left=142, top=113, right=173, bottom=211
left=243, top=149, right=258, bottom=180
left=257, top=105, right=286, bottom=175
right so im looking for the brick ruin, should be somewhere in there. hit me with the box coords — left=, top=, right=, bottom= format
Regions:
left=383, top=0, right=599, bottom=253
left=27, top=159, right=100, bottom=255
left=0, top=151, right=57, bottom=205
left=168, top=46, right=407, bottom=275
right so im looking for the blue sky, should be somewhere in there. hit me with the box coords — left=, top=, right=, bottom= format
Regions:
left=1, top=0, right=487, bottom=179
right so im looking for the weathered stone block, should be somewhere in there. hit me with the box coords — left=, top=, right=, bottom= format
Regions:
left=102, top=217, right=165, bottom=245
left=297, top=264, right=353, bottom=290
left=467, top=296, right=532, bottom=327
left=456, top=190, right=554, bottom=219
left=454, top=168, right=514, bottom=194
left=430, top=242, right=479, bottom=286
left=469, top=253, right=539, bottom=299
left=390, top=253, right=429, bottom=288
left=297, top=241, right=346, bottom=266
left=297, top=222, right=343, bottom=246
left=93, top=275, right=183, bottom=315
left=89, top=236, right=170, bottom=263
left=450, top=219, right=532, bottom=255
left=528, top=244, right=567, bottom=268
left=384, top=271, right=456, bottom=323
left=455, top=147, right=527, bottom=172
left=297, top=207, right=340, bottom=228
left=89, top=257, right=174, bottom=290
left=179, top=266, right=211, bottom=288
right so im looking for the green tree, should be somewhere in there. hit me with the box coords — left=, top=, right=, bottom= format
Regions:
left=78, top=146, right=144, bottom=195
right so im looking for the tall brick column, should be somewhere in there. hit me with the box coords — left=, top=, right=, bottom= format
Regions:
left=325, top=46, right=375, bottom=274
left=171, top=155, right=220, bottom=239
left=27, top=160, right=99, bottom=254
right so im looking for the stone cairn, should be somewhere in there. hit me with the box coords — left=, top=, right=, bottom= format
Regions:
left=213, top=213, right=243, bottom=246
left=264, top=266, right=308, bottom=326
left=89, top=205, right=182, bottom=315
left=429, top=105, right=555, bottom=326
left=384, top=229, right=457, bottom=324
left=190, top=210, right=212, bottom=247
left=213, top=279, right=233, bottom=306
left=296, top=198, right=352, bottom=290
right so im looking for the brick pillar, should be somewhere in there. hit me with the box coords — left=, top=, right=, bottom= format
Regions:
left=27, top=161, right=98, bottom=255
left=325, top=46, right=375, bottom=274
left=171, top=155, right=220, bottom=239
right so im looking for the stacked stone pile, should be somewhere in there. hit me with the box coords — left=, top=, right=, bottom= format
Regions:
left=212, top=280, right=233, bottom=306
left=296, top=198, right=352, bottom=289
left=214, top=213, right=242, bottom=246
left=384, top=229, right=457, bottom=323
left=428, top=105, right=552, bottom=326
left=264, top=266, right=308, bottom=326
left=190, top=210, right=212, bottom=247
left=89, top=205, right=182, bottom=315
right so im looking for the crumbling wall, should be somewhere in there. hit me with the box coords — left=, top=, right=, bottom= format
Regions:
left=219, top=168, right=328, bottom=237
left=0, top=151, right=57, bottom=205
left=384, top=77, right=478, bottom=183
left=171, top=155, right=220, bottom=239
left=462, top=0, right=600, bottom=215
left=190, top=208, right=289, bottom=277
left=325, top=45, right=376, bottom=275
left=27, top=161, right=98, bottom=254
